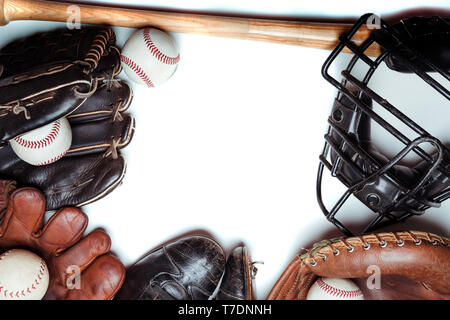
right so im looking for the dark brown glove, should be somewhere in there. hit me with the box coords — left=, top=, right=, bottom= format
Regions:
left=267, top=231, right=450, bottom=300
left=0, top=27, right=135, bottom=210
left=0, top=27, right=118, bottom=144
left=0, top=80, right=134, bottom=210
left=216, top=245, right=257, bottom=300
left=0, top=179, right=125, bottom=300
left=115, top=236, right=226, bottom=300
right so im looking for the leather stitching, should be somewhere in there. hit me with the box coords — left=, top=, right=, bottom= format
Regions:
left=302, top=231, right=450, bottom=267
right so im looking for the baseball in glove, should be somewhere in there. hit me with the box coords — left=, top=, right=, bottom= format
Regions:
left=0, top=27, right=135, bottom=210
left=267, top=230, right=450, bottom=300
left=0, top=179, right=126, bottom=300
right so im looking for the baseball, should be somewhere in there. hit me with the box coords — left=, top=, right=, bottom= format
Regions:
left=9, top=117, right=72, bottom=166
left=120, top=27, right=180, bottom=87
left=306, top=277, right=364, bottom=300
left=0, top=249, right=50, bottom=300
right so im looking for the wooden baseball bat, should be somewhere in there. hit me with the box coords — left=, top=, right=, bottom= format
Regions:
left=0, top=0, right=380, bottom=55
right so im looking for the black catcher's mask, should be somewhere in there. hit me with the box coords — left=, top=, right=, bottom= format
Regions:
left=317, top=13, right=450, bottom=236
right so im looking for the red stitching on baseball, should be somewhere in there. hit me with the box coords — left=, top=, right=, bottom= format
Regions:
left=0, top=254, right=46, bottom=299
left=14, top=120, right=61, bottom=149
left=120, top=55, right=155, bottom=88
left=316, top=278, right=362, bottom=299
left=142, top=28, right=180, bottom=65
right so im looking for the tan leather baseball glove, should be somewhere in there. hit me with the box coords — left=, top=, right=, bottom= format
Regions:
left=0, top=179, right=125, bottom=299
left=267, top=231, right=450, bottom=300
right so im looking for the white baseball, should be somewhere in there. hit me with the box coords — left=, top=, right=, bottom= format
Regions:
left=9, top=117, right=72, bottom=166
left=120, top=27, right=180, bottom=87
left=306, top=277, right=364, bottom=300
left=0, top=249, right=50, bottom=300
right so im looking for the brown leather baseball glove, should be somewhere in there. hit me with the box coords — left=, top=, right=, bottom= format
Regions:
left=0, top=179, right=125, bottom=299
left=267, top=231, right=450, bottom=300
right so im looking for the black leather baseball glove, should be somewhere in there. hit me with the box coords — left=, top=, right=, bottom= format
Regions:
left=115, top=236, right=226, bottom=300
left=0, top=27, right=135, bottom=210
left=216, top=245, right=257, bottom=300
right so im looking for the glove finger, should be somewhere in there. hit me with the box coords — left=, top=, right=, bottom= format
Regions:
left=0, top=179, right=16, bottom=213
left=53, top=230, right=122, bottom=300
left=92, top=46, right=122, bottom=81
left=0, top=63, right=93, bottom=143
left=0, top=187, right=46, bottom=248
left=65, top=254, right=126, bottom=300
left=67, top=78, right=133, bottom=124
left=66, top=114, right=135, bottom=158
left=0, top=150, right=127, bottom=210
left=44, top=153, right=127, bottom=210
left=0, top=27, right=116, bottom=78
left=266, top=257, right=304, bottom=300
left=53, top=229, right=111, bottom=273
left=0, top=27, right=119, bottom=143
left=35, top=207, right=88, bottom=256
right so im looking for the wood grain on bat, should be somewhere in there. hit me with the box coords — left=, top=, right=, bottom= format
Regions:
left=0, top=0, right=380, bottom=55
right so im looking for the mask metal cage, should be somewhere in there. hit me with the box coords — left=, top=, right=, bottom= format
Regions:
left=317, top=13, right=450, bottom=236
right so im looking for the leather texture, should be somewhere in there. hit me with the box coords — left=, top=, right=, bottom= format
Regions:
left=383, top=16, right=450, bottom=72
left=328, top=87, right=428, bottom=212
left=216, top=246, right=255, bottom=300
left=0, top=27, right=117, bottom=78
left=267, top=231, right=450, bottom=300
left=320, top=81, right=450, bottom=235
left=0, top=28, right=135, bottom=210
left=115, top=236, right=226, bottom=300
left=0, top=179, right=125, bottom=300
left=0, top=27, right=117, bottom=144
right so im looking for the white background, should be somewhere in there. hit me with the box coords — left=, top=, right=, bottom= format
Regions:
left=1, top=0, right=449, bottom=299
